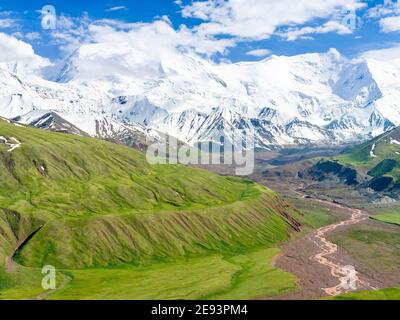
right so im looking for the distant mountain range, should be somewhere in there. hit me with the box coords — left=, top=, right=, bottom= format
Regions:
left=1, top=46, right=400, bottom=149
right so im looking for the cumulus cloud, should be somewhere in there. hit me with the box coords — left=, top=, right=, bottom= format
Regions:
left=0, top=32, right=50, bottom=72
left=246, top=49, right=271, bottom=57
left=48, top=14, right=236, bottom=58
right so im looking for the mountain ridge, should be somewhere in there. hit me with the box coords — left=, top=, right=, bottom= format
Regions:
left=1, top=48, right=400, bottom=149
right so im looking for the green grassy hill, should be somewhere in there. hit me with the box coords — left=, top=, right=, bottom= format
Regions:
left=338, top=127, right=400, bottom=180
left=306, top=127, right=400, bottom=195
left=0, top=119, right=301, bottom=299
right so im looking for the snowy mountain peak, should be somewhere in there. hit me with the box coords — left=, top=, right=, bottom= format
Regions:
left=1, top=48, right=400, bottom=150
left=333, top=60, right=382, bottom=107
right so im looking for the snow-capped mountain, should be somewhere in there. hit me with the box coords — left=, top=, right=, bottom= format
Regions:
left=12, top=110, right=88, bottom=136
left=1, top=46, right=400, bottom=150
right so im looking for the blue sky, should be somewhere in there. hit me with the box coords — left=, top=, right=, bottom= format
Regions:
left=0, top=0, right=399, bottom=62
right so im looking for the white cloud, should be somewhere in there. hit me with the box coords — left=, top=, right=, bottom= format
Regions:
left=246, top=49, right=271, bottom=57
left=182, top=0, right=365, bottom=40
left=0, top=32, right=50, bottom=71
left=89, top=19, right=236, bottom=56
left=48, top=14, right=237, bottom=58
left=37, top=0, right=379, bottom=83
left=282, top=20, right=353, bottom=41
left=366, top=2, right=400, bottom=33
left=366, top=6, right=394, bottom=19
left=0, top=18, right=16, bottom=28
left=106, top=6, right=128, bottom=12
left=25, top=32, right=41, bottom=41
left=380, top=15, right=400, bottom=33
left=48, top=0, right=367, bottom=63
left=43, top=14, right=243, bottom=83
left=50, top=14, right=92, bottom=54
left=0, top=11, right=13, bottom=17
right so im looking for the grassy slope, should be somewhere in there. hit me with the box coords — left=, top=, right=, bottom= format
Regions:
left=336, top=127, right=400, bottom=180
left=14, top=189, right=293, bottom=269
left=0, top=120, right=301, bottom=300
left=0, top=120, right=251, bottom=221
left=285, top=197, right=342, bottom=229
left=1, top=248, right=297, bottom=300
left=370, top=206, right=400, bottom=226
left=372, top=214, right=400, bottom=226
